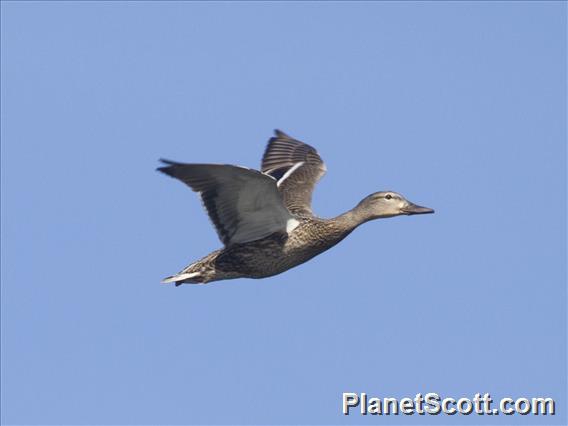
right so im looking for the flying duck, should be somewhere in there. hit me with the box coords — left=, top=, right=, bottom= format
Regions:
left=158, top=130, right=434, bottom=285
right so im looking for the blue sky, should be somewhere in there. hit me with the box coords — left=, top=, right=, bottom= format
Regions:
left=1, top=1, right=565, bottom=425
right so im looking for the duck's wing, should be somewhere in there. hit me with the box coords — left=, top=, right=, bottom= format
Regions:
left=157, top=161, right=298, bottom=246
left=261, top=130, right=327, bottom=217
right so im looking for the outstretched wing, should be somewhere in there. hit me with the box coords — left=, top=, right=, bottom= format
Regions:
left=157, top=161, right=297, bottom=246
left=261, top=130, right=327, bottom=216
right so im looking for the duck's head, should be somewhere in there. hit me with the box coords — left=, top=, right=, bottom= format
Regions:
left=357, top=191, right=435, bottom=219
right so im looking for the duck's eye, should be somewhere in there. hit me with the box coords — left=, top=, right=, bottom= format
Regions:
left=385, top=194, right=392, bottom=200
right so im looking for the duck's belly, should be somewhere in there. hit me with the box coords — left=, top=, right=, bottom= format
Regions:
left=215, top=228, right=342, bottom=279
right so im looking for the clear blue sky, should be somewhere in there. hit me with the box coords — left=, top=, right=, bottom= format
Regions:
left=1, top=2, right=565, bottom=425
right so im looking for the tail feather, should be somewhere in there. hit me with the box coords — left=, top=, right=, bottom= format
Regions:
left=161, top=251, right=221, bottom=286
left=161, top=271, right=202, bottom=285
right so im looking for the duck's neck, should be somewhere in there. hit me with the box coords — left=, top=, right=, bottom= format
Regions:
left=333, top=202, right=379, bottom=233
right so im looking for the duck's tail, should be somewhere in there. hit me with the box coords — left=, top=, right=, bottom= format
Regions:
left=161, top=271, right=203, bottom=286
left=161, top=251, right=222, bottom=286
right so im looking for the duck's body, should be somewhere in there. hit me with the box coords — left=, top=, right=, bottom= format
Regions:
left=166, top=216, right=353, bottom=284
left=158, top=130, right=434, bottom=285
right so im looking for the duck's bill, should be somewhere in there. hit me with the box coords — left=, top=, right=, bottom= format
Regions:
left=401, top=203, right=435, bottom=215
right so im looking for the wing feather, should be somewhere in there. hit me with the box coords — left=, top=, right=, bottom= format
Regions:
left=261, top=130, right=326, bottom=216
left=157, top=161, right=293, bottom=245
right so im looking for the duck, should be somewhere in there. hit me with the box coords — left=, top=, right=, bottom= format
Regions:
left=158, top=129, right=434, bottom=285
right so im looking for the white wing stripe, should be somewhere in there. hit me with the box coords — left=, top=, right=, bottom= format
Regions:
left=277, top=162, right=304, bottom=187
left=286, top=218, right=300, bottom=233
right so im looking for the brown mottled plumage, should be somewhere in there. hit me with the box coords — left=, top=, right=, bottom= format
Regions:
left=166, top=217, right=353, bottom=284
left=158, top=130, right=434, bottom=285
